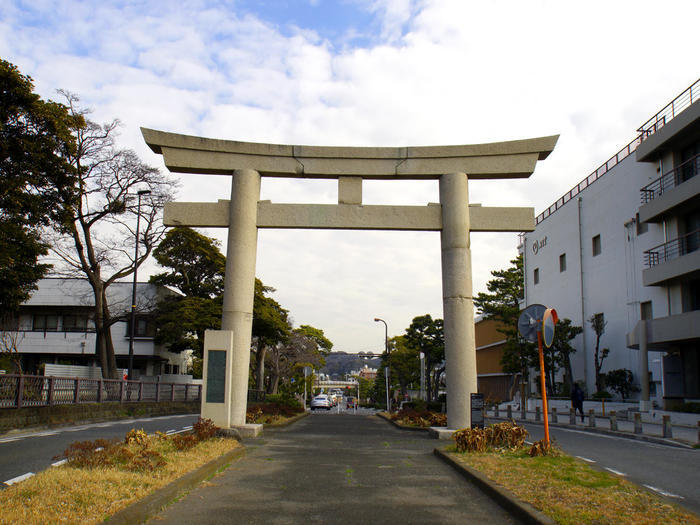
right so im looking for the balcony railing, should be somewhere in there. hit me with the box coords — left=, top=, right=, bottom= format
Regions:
left=638, top=78, right=700, bottom=140
left=640, top=154, right=700, bottom=204
left=0, top=374, right=202, bottom=409
left=643, top=229, right=700, bottom=268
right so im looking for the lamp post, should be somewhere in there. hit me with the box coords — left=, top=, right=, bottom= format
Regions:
left=128, top=189, right=151, bottom=381
left=374, top=317, right=390, bottom=412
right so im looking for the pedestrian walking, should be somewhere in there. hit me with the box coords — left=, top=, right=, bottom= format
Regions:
left=571, top=383, right=585, bottom=422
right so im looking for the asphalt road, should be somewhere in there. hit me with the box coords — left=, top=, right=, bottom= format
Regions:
left=0, top=413, right=199, bottom=486
left=520, top=421, right=700, bottom=514
left=153, top=411, right=522, bottom=524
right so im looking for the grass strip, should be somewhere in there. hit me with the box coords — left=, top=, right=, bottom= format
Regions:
left=447, top=447, right=699, bottom=525
left=0, top=437, right=241, bottom=525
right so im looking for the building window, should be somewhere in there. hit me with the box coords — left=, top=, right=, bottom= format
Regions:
left=33, top=314, right=58, bottom=332
left=636, top=213, right=648, bottom=235
left=592, top=234, right=602, bottom=256
left=640, top=301, right=653, bottom=320
left=126, top=316, right=153, bottom=337
left=559, top=253, right=567, bottom=272
left=63, top=315, right=88, bottom=332
left=533, top=268, right=540, bottom=285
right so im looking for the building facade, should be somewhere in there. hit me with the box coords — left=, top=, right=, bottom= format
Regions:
left=1, top=278, right=189, bottom=378
left=521, top=80, right=699, bottom=409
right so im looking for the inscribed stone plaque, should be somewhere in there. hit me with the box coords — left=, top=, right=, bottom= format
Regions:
left=470, top=393, right=484, bottom=429
left=206, top=350, right=226, bottom=403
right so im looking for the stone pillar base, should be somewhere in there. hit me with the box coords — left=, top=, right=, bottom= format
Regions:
left=231, top=423, right=263, bottom=438
left=429, top=427, right=457, bottom=440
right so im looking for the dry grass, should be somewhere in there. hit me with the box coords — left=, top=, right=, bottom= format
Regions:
left=0, top=436, right=240, bottom=525
left=452, top=448, right=700, bottom=525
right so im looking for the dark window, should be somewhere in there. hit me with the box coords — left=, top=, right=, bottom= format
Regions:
left=636, top=213, right=648, bottom=235
left=533, top=268, right=540, bottom=285
left=559, top=253, right=567, bottom=272
left=640, top=301, right=653, bottom=320
left=63, top=315, right=88, bottom=332
left=126, top=316, right=153, bottom=337
left=33, top=315, right=58, bottom=332
left=592, top=234, right=602, bottom=256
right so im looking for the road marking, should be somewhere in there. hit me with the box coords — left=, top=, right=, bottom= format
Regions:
left=166, top=429, right=177, bottom=434
left=0, top=437, right=21, bottom=443
left=575, top=456, right=596, bottom=463
left=183, top=425, right=193, bottom=430
left=604, top=467, right=627, bottom=477
left=32, top=431, right=58, bottom=437
left=52, top=459, right=68, bottom=467
left=643, top=484, right=684, bottom=499
left=96, top=423, right=114, bottom=427
left=4, top=472, right=34, bottom=486
left=167, top=429, right=189, bottom=435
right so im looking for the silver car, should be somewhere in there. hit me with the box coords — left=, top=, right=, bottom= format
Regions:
left=310, top=394, right=332, bottom=410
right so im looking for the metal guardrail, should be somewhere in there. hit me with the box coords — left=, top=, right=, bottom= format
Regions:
left=535, top=136, right=642, bottom=224
left=536, top=77, right=700, bottom=226
left=0, top=374, right=202, bottom=409
left=643, top=229, right=700, bottom=268
left=640, top=154, right=699, bottom=203
left=638, top=78, right=700, bottom=139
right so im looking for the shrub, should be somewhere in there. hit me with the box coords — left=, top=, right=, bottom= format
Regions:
left=454, top=422, right=529, bottom=453
left=528, top=438, right=560, bottom=457
left=125, top=428, right=150, bottom=446
left=193, top=417, right=218, bottom=440
left=172, top=434, right=198, bottom=451
left=592, top=390, right=612, bottom=400
left=390, top=408, right=446, bottom=427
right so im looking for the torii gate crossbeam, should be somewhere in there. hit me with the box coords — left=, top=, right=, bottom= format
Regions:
left=142, top=128, right=558, bottom=435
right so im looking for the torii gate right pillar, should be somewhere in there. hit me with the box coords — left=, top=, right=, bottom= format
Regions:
left=440, top=172, right=476, bottom=430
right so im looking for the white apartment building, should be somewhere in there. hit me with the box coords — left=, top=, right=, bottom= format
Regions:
left=2, top=278, right=189, bottom=378
left=521, top=79, right=699, bottom=409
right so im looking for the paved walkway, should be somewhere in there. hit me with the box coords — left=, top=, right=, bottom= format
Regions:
left=152, top=413, right=520, bottom=524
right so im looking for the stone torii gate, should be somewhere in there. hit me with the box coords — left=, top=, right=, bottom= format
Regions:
left=142, top=128, right=558, bottom=435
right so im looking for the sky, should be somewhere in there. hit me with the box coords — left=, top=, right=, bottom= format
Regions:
left=1, top=0, right=698, bottom=353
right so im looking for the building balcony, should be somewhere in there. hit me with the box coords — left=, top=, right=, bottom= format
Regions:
left=639, top=154, right=700, bottom=223
left=636, top=81, right=700, bottom=162
left=642, top=230, right=700, bottom=286
left=627, top=310, right=700, bottom=349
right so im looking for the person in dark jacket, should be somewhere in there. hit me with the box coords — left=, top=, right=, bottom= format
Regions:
left=571, top=384, right=585, bottom=422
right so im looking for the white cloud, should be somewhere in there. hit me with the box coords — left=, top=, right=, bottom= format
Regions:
left=1, top=0, right=698, bottom=351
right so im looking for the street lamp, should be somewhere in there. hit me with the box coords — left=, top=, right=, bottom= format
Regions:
left=374, top=317, right=390, bottom=412
left=128, top=189, right=151, bottom=381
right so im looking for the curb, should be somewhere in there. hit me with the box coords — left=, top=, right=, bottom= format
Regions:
left=376, top=411, right=430, bottom=432
left=265, top=411, right=309, bottom=429
left=487, top=416, right=695, bottom=449
left=104, top=445, right=246, bottom=524
left=434, top=448, right=556, bottom=525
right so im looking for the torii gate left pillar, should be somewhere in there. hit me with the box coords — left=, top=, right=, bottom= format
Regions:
left=142, top=128, right=558, bottom=434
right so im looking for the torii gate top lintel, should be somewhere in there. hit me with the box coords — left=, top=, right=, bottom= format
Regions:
left=141, top=127, right=558, bottom=180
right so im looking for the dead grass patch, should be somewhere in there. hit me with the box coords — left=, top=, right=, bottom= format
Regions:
left=0, top=435, right=240, bottom=525
left=453, top=448, right=699, bottom=525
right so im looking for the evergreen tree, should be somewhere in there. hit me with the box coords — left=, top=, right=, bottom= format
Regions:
left=0, top=60, right=80, bottom=311
left=474, top=254, right=536, bottom=399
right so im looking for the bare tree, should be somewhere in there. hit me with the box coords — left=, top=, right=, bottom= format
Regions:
left=49, top=92, right=177, bottom=378
left=0, top=315, right=24, bottom=374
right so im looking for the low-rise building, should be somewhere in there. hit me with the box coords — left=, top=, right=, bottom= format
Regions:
left=0, top=278, right=188, bottom=378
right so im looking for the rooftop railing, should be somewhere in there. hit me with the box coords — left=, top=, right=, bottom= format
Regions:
left=640, top=154, right=700, bottom=204
left=535, top=77, right=700, bottom=226
left=643, top=229, right=700, bottom=268
left=638, top=79, right=700, bottom=139
left=535, top=136, right=642, bottom=224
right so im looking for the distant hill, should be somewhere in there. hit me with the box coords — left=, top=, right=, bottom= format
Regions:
left=320, top=351, right=381, bottom=379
